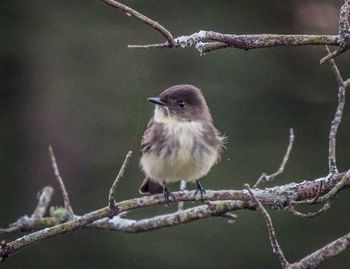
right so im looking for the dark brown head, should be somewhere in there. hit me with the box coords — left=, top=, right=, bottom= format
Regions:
left=148, top=85, right=212, bottom=122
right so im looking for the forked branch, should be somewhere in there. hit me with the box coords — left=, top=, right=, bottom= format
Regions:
left=101, top=0, right=350, bottom=58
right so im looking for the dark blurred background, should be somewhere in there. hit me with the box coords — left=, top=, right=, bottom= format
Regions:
left=1, top=0, right=350, bottom=268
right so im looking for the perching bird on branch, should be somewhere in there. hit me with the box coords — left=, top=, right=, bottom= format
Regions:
left=139, top=84, right=225, bottom=204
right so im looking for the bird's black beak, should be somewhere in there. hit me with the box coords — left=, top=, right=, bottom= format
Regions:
left=147, top=97, right=167, bottom=106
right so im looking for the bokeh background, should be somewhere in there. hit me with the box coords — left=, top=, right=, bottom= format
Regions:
left=1, top=0, right=350, bottom=268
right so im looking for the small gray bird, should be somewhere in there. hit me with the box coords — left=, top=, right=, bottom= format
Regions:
left=139, top=85, right=225, bottom=203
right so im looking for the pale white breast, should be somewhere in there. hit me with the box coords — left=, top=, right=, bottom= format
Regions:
left=140, top=108, right=219, bottom=184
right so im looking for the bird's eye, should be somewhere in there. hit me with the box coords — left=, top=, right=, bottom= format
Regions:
left=177, top=100, right=186, bottom=109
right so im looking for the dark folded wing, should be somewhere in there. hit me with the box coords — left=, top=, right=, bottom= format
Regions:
left=140, top=117, right=166, bottom=156
left=139, top=118, right=165, bottom=194
left=140, top=117, right=155, bottom=155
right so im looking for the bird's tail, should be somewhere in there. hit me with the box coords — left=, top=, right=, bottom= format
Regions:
left=139, top=177, right=164, bottom=194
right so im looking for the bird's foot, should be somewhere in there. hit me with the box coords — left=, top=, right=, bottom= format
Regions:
left=163, top=186, right=176, bottom=206
left=194, top=180, right=206, bottom=199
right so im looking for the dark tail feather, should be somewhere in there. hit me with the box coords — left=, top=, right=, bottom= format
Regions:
left=139, top=177, right=164, bottom=194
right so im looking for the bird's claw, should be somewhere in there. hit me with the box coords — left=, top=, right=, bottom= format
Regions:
left=164, top=188, right=176, bottom=205
left=194, top=180, right=206, bottom=199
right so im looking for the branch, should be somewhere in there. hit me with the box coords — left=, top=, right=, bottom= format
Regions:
left=288, top=232, right=350, bottom=269
left=108, top=151, right=132, bottom=208
left=320, top=0, right=350, bottom=63
left=101, top=0, right=174, bottom=46
left=173, top=33, right=338, bottom=55
left=132, top=32, right=339, bottom=56
left=326, top=46, right=347, bottom=174
left=31, top=186, right=54, bottom=219
left=91, top=201, right=244, bottom=233
left=254, top=128, right=294, bottom=188
left=48, top=145, right=74, bottom=217
left=246, top=181, right=350, bottom=269
left=246, top=184, right=289, bottom=268
left=100, top=1, right=350, bottom=56
left=1, top=171, right=349, bottom=260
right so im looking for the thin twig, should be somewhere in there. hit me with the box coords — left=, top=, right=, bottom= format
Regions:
left=320, top=50, right=343, bottom=64
left=0, top=226, right=20, bottom=234
left=345, top=78, right=350, bottom=87
left=220, top=212, right=238, bottom=224
left=288, top=171, right=350, bottom=218
left=101, top=0, right=174, bottom=46
left=48, top=145, right=74, bottom=218
left=288, top=201, right=331, bottom=219
left=288, top=181, right=331, bottom=218
left=196, top=42, right=229, bottom=55
left=317, top=170, right=350, bottom=203
left=253, top=128, right=294, bottom=188
left=0, top=187, right=54, bottom=235
left=245, top=184, right=289, bottom=268
left=128, top=43, right=169, bottom=49
left=31, top=186, right=54, bottom=218
left=108, top=151, right=132, bottom=208
left=325, top=46, right=346, bottom=174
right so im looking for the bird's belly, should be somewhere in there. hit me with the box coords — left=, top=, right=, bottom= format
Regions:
left=141, top=150, right=208, bottom=183
left=140, top=123, right=218, bottom=183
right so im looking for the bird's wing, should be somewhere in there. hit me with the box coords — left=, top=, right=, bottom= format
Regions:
left=140, top=117, right=155, bottom=155
left=139, top=117, right=165, bottom=194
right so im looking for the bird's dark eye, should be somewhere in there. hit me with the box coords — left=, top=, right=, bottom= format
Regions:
left=177, top=100, right=186, bottom=109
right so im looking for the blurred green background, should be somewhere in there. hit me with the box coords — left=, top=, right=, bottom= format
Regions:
left=1, top=0, right=350, bottom=268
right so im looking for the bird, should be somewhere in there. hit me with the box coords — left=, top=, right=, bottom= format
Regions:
left=139, top=84, right=225, bottom=204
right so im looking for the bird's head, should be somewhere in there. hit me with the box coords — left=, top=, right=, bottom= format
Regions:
left=148, top=84, right=211, bottom=122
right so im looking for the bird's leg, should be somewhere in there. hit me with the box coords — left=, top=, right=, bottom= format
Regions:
left=194, top=180, right=206, bottom=199
left=163, top=182, right=176, bottom=205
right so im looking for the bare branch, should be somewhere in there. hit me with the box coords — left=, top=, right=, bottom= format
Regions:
left=101, top=0, right=174, bottom=46
left=320, top=0, right=350, bottom=64
left=320, top=49, right=343, bottom=65
left=289, top=232, right=350, bottom=269
left=288, top=201, right=331, bottom=219
left=48, top=145, right=74, bottom=217
left=136, top=32, right=339, bottom=55
left=92, top=201, right=243, bottom=233
left=31, top=186, right=54, bottom=219
left=245, top=184, right=289, bottom=268
left=292, top=180, right=324, bottom=205
left=175, top=32, right=338, bottom=51
left=287, top=171, right=350, bottom=219
left=254, top=128, right=294, bottom=188
left=196, top=42, right=229, bottom=55
left=220, top=212, right=238, bottom=224
left=108, top=151, right=132, bottom=208
left=317, top=170, right=350, bottom=203
left=128, top=43, right=169, bottom=49
left=0, top=226, right=20, bottom=235
left=286, top=181, right=332, bottom=218
left=99, top=1, right=348, bottom=55
left=345, top=78, right=350, bottom=87
left=1, top=170, right=349, bottom=260
left=325, top=46, right=347, bottom=174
